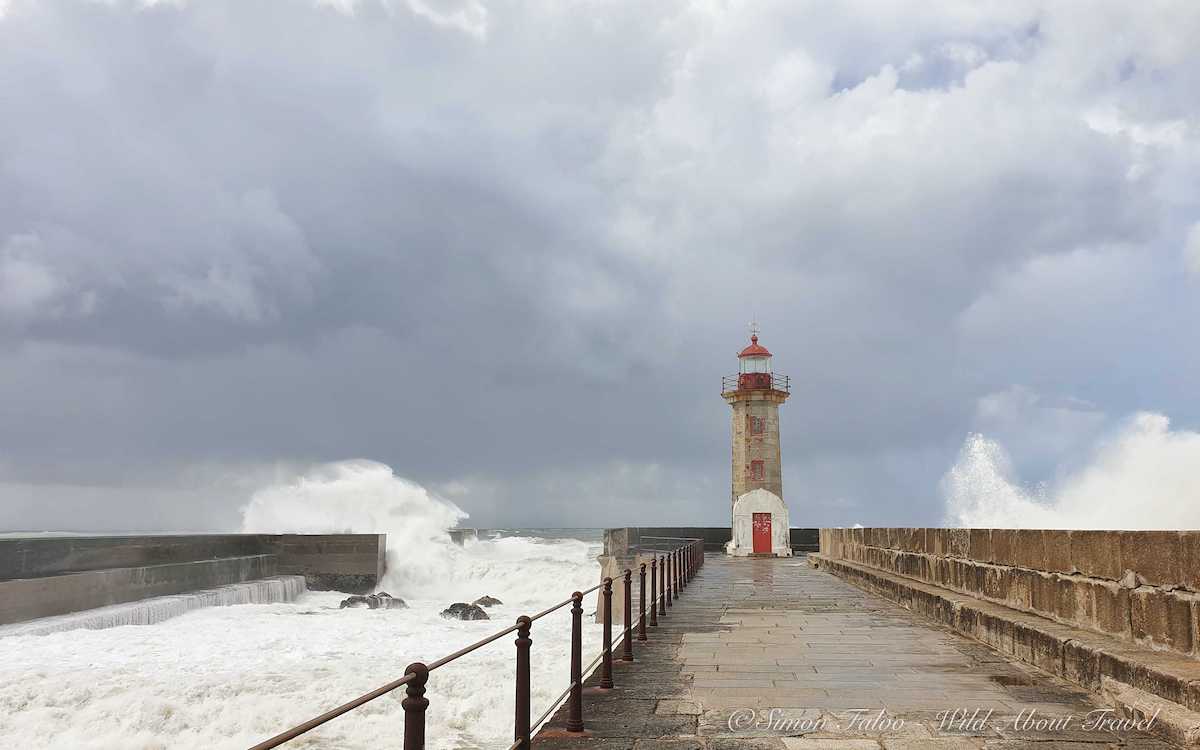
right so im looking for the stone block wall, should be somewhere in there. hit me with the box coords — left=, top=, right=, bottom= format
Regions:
left=820, top=528, right=1200, bottom=658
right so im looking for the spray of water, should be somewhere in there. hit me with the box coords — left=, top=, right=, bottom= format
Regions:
left=239, top=459, right=598, bottom=602
left=2, top=460, right=602, bottom=750
left=942, top=412, right=1200, bottom=529
left=240, top=459, right=471, bottom=596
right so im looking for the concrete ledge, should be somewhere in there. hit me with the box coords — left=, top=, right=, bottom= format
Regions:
left=1, top=533, right=387, bottom=597
left=811, top=552, right=1200, bottom=745
left=275, top=534, right=386, bottom=594
left=0, top=534, right=277, bottom=580
left=821, top=527, right=1200, bottom=589
left=820, top=527, right=1200, bottom=659
left=0, top=554, right=277, bottom=625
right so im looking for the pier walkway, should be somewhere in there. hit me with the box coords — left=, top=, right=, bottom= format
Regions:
left=533, top=554, right=1175, bottom=750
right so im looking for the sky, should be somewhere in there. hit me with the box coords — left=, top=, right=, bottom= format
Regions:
left=1, top=0, right=1199, bottom=532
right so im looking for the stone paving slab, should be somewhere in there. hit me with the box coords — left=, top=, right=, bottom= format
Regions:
left=533, top=554, right=1179, bottom=749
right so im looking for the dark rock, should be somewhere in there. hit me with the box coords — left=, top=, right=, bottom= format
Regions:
left=472, top=595, right=502, bottom=608
left=371, top=593, right=408, bottom=609
left=441, top=602, right=490, bottom=620
left=339, top=592, right=407, bottom=609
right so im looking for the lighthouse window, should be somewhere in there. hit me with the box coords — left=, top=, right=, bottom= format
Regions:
left=740, top=356, right=770, bottom=374
left=750, top=416, right=765, bottom=435
left=750, top=460, right=764, bottom=481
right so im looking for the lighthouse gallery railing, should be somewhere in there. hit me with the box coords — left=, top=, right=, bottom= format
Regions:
left=721, top=373, right=790, bottom=394
left=247, top=537, right=706, bottom=750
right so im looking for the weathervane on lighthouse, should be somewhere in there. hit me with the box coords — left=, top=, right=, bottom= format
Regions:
left=720, top=324, right=792, bottom=557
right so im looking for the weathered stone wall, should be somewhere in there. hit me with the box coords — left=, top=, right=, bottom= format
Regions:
left=727, top=390, right=786, bottom=510
left=0, top=555, right=278, bottom=625
left=0, top=534, right=277, bottom=580
left=0, top=533, right=387, bottom=625
left=274, top=534, right=387, bottom=593
left=820, top=527, right=1200, bottom=658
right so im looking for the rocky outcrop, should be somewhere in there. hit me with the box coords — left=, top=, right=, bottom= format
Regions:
left=339, top=591, right=407, bottom=610
left=440, top=602, right=490, bottom=620
left=471, top=595, right=502, bottom=608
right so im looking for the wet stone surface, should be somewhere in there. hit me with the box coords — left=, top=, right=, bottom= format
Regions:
left=533, top=554, right=1179, bottom=749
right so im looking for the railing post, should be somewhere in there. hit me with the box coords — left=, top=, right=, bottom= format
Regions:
left=622, top=569, right=633, bottom=661
left=650, top=558, right=658, bottom=626
left=678, top=548, right=684, bottom=591
left=402, top=662, right=430, bottom=750
left=567, top=592, right=584, bottom=732
left=665, top=554, right=672, bottom=608
left=600, top=577, right=614, bottom=689
left=659, top=555, right=666, bottom=615
left=514, top=615, right=532, bottom=750
left=638, top=563, right=647, bottom=640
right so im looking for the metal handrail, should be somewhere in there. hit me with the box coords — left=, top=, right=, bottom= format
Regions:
left=720, top=373, right=790, bottom=394
left=247, top=673, right=418, bottom=750
left=247, top=538, right=706, bottom=750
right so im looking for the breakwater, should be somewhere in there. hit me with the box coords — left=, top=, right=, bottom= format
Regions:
left=0, top=533, right=385, bottom=625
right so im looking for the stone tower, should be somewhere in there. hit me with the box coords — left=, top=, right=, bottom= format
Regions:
left=722, top=326, right=792, bottom=556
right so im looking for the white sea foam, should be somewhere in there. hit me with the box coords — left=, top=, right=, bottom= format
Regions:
left=942, top=412, right=1200, bottom=529
left=0, top=461, right=604, bottom=749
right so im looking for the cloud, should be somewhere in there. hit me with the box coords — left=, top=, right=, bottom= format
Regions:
left=1, top=1, right=1199, bottom=530
left=0, top=235, right=61, bottom=319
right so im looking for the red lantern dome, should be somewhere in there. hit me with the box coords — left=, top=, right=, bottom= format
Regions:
left=737, top=334, right=771, bottom=358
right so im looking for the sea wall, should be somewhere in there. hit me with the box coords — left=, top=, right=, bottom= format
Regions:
left=0, top=555, right=278, bottom=625
left=0, top=533, right=386, bottom=626
left=812, top=529, right=1200, bottom=745
left=274, top=534, right=387, bottom=592
left=818, top=528, right=1200, bottom=657
left=0, top=534, right=276, bottom=580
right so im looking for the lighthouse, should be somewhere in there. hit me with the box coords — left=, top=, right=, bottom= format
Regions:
left=721, top=325, right=792, bottom=557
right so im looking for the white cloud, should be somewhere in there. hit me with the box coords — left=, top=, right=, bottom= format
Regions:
left=406, top=0, right=488, bottom=39
left=0, top=235, right=60, bottom=319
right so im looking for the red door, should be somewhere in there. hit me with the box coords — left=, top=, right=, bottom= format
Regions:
left=752, top=512, right=772, bottom=553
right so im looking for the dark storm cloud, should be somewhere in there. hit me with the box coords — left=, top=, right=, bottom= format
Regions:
left=1, top=0, right=1198, bottom=530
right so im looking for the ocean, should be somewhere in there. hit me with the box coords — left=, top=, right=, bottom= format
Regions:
left=0, top=527, right=604, bottom=750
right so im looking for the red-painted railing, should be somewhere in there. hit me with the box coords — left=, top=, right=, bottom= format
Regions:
left=247, top=537, right=706, bottom=750
left=721, top=373, right=790, bottom=394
